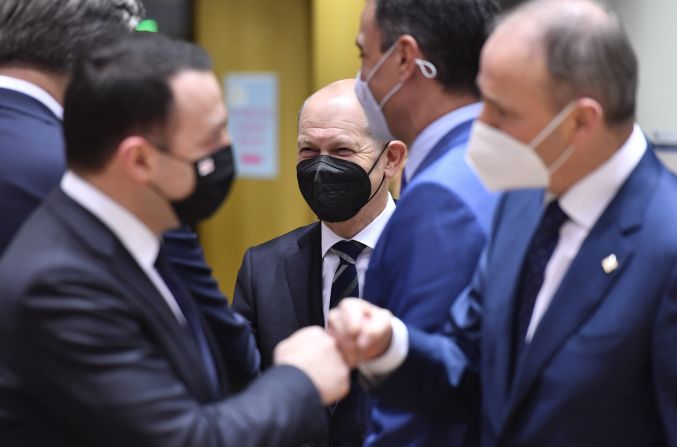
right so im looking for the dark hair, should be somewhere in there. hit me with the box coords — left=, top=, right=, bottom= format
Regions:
left=503, top=0, right=638, bottom=125
left=0, top=0, right=144, bottom=73
left=374, top=0, right=500, bottom=95
left=64, top=32, right=212, bottom=172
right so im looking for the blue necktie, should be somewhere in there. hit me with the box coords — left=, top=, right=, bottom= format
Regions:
left=512, top=200, right=568, bottom=364
left=330, top=240, right=366, bottom=308
left=154, top=245, right=220, bottom=394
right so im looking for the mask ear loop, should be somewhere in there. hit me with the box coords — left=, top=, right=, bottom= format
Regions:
left=415, top=59, right=437, bottom=79
left=364, top=41, right=400, bottom=83
left=529, top=101, right=577, bottom=148
left=377, top=58, right=438, bottom=108
left=528, top=101, right=578, bottom=174
left=364, top=141, right=391, bottom=203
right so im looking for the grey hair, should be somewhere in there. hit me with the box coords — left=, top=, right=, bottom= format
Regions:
left=0, top=0, right=145, bottom=73
left=502, top=0, right=638, bottom=125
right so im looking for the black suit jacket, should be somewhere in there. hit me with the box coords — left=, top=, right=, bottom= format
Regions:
left=233, top=222, right=364, bottom=447
left=0, top=188, right=328, bottom=447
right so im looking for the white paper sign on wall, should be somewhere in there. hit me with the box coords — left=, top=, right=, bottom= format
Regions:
left=225, top=72, right=279, bottom=179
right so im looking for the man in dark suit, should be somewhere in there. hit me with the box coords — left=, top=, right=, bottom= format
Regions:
left=329, top=1, right=677, bottom=446
left=0, top=33, right=350, bottom=447
left=353, top=0, right=498, bottom=444
left=232, top=79, right=406, bottom=446
left=0, top=0, right=258, bottom=385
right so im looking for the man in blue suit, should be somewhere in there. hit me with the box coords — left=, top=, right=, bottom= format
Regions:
left=353, top=0, right=498, bottom=444
left=0, top=0, right=260, bottom=384
left=330, top=1, right=677, bottom=445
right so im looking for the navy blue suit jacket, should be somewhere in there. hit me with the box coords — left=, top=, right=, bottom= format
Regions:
left=0, top=87, right=259, bottom=383
left=233, top=222, right=365, bottom=446
left=0, top=88, right=65, bottom=254
left=363, top=117, right=497, bottom=446
left=372, top=148, right=677, bottom=446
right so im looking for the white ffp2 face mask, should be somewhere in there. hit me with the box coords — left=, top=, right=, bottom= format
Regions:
left=465, top=102, right=577, bottom=192
left=354, top=40, right=437, bottom=142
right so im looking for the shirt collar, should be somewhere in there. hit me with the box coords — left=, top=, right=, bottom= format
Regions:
left=60, top=171, right=160, bottom=268
left=0, top=75, right=63, bottom=119
left=404, top=102, right=483, bottom=181
left=321, top=193, right=396, bottom=257
left=559, top=123, right=647, bottom=229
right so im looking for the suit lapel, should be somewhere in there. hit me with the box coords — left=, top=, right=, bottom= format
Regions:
left=482, top=191, right=544, bottom=431
left=47, top=189, right=219, bottom=402
left=284, top=223, right=324, bottom=328
left=500, top=148, right=663, bottom=431
left=110, top=249, right=219, bottom=401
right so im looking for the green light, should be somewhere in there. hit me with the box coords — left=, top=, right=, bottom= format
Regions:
left=136, top=19, right=158, bottom=33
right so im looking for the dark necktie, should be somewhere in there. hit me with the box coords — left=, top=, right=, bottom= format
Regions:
left=330, top=240, right=367, bottom=309
left=154, top=245, right=220, bottom=394
left=512, top=200, right=569, bottom=365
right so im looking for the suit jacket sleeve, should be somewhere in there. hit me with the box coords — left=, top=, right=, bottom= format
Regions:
left=367, top=251, right=486, bottom=421
left=365, top=193, right=507, bottom=419
left=18, top=271, right=328, bottom=447
left=364, top=182, right=487, bottom=332
left=653, top=261, right=677, bottom=444
left=162, top=227, right=260, bottom=389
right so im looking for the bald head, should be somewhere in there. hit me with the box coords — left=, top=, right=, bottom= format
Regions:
left=297, top=78, right=386, bottom=164
left=490, top=0, right=637, bottom=125
left=299, top=79, right=382, bottom=145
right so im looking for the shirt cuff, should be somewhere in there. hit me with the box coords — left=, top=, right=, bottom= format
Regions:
left=358, top=317, right=409, bottom=380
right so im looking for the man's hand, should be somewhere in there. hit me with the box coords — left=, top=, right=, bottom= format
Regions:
left=327, top=298, right=394, bottom=368
left=274, top=326, right=349, bottom=405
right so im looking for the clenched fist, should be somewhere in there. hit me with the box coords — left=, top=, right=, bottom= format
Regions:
left=327, top=298, right=394, bottom=368
left=274, top=326, right=350, bottom=405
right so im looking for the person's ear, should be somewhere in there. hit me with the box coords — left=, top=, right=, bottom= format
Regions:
left=395, top=34, right=423, bottom=82
left=570, top=97, right=604, bottom=146
left=117, top=136, right=159, bottom=184
left=383, top=140, right=407, bottom=179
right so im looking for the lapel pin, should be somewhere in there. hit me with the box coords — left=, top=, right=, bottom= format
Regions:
left=602, top=254, right=618, bottom=274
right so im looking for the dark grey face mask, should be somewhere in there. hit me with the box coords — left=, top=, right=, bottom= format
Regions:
left=296, top=144, right=387, bottom=223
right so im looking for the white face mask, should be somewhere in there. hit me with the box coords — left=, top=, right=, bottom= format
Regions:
left=354, top=40, right=437, bottom=142
left=465, top=102, right=577, bottom=192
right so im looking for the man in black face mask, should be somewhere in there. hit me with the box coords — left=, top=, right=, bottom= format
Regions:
left=0, top=33, right=350, bottom=446
left=232, top=79, right=406, bottom=446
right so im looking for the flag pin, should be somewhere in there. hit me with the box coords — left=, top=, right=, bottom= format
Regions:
left=602, top=254, right=618, bottom=274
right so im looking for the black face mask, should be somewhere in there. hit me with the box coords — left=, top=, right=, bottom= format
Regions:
left=296, top=144, right=387, bottom=223
left=154, top=144, right=236, bottom=227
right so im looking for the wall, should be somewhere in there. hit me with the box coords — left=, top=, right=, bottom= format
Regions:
left=609, top=0, right=677, bottom=143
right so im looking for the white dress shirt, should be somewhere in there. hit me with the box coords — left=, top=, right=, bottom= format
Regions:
left=61, top=171, right=186, bottom=324
left=321, top=193, right=396, bottom=327
left=0, top=75, right=63, bottom=119
left=404, top=102, right=483, bottom=182
left=364, top=124, right=647, bottom=375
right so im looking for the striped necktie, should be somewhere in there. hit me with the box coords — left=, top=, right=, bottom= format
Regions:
left=330, top=240, right=367, bottom=308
